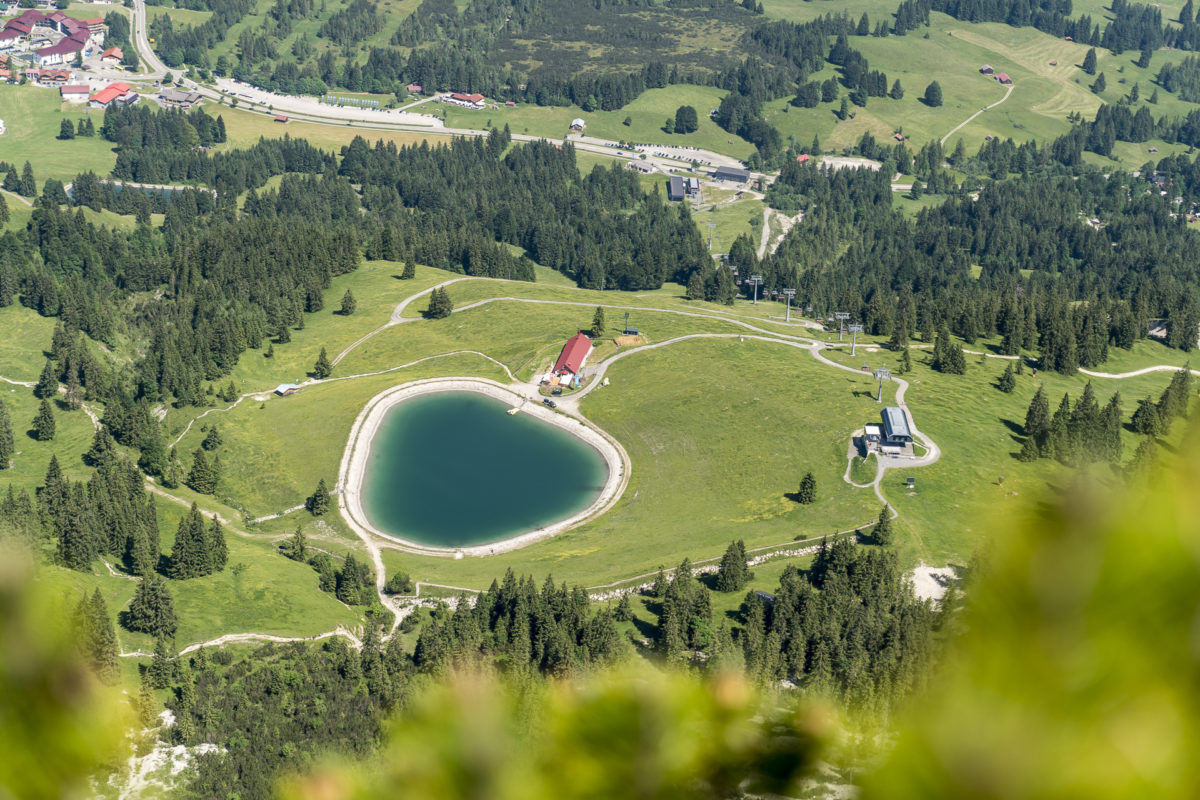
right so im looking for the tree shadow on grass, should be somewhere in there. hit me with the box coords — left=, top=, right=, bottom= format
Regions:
left=1000, top=418, right=1024, bottom=438
left=631, top=615, right=658, bottom=643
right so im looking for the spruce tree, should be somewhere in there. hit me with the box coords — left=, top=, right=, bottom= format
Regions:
left=138, top=671, right=157, bottom=727
left=64, top=366, right=82, bottom=410
left=276, top=323, right=291, bottom=344
left=614, top=592, right=634, bottom=622
left=281, top=523, right=308, bottom=561
left=922, top=81, right=943, bottom=107
left=84, top=427, right=115, bottom=466
left=1102, top=392, right=1123, bottom=464
left=889, top=79, right=904, bottom=99
left=1025, top=385, right=1051, bottom=453
left=715, top=540, right=750, bottom=592
left=997, top=362, right=1016, bottom=393
left=74, top=589, right=118, bottom=684
left=1016, top=435, right=1041, bottom=462
left=1050, top=392, right=1075, bottom=464
left=1124, top=436, right=1158, bottom=480
left=313, top=347, right=332, bottom=379
left=686, top=270, right=705, bottom=300
left=0, top=399, right=13, bottom=469
left=207, top=515, right=227, bottom=572
left=169, top=503, right=211, bottom=579
left=201, top=426, right=222, bottom=451
left=401, top=259, right=416, bottom=279
left=425, top=288, right=453, bottom=319
left=19, top=161, right=36, bottom=197
left=872, top=504, right=893, bottom=545
left=592, top=306, right=606, bottom=337
left=797, top=471, right=817, bottom=504
left=306, top=478, right=330, bottom=516
left=340, top=289, right=357, bottom=315
left=186, top=449, right=215, bottom=495
left=265, top=342, right=275, bottom=359
left=1082, top=47, right=1098, bottom=75
left=33, top=399, right=56, bottom=441
left=1091, top=73, right=1106, bottom=94
left=34, top=359, right=58, bottom=399
left=1132, top=395, right=1162, bottom=436
left=125, top=575, right=178, bottom=638
left=58, top=119, right=76, bottom=140
left=148, top=634, right=176, bottom=688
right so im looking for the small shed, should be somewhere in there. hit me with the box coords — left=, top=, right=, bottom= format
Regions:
left=980, top=64, right=994, bottom=74
left=995, top=72, right=1012, bottom=85
left=273, top=115, right=289, bottom=123
left=796, top=153, right=810, bottom=163
left=274, top=383, right=301, bottom=396
left=570, top=117, right=586, bottom=131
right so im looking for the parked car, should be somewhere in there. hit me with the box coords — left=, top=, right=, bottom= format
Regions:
left=551, top=388, right=563, bottom=396
left=543, top=399, right=557, bottom=408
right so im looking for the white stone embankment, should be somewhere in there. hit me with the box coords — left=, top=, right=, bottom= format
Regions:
left=337, top=377, right=628, bottom=557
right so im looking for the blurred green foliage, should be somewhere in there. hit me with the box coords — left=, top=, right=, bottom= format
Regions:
left=281, top=669, right=830, bottom=800
left=0, top=541, right=131, bottom=799
left=865, top=427, right=1200, bottom=799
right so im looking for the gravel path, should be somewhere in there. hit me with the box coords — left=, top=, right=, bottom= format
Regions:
left=941, top=83, right=1014, bottom=146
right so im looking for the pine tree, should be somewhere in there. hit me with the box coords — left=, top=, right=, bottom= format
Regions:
left=923, top=81, right=943, bottom=107
left=715, top=540, right=750, bottom=592
left=1124, top=436, right=1158, bottom=480
left=137, top=670, right=157, bottom=727
left=889, top=79, right=904, bottom=99
left=797, top=471, right=817, bottom=503
left=873, top=504, right=893, bottom=545
left=201, top=426, right=222, bottom=451
left=1024, top=385, right=1051, bottom=453
left=686, top=270, right=705, bottom=300
left=1132, top=395, right=1162, bottom=436
left=265, top=342, right=275, bottom=359
left=207, top=515, right=227, bottom=572
left=148, top=634, right=176, bottom=688
left=614, top=593, right=634, bottom=622
left=426, top=288, right=453, bottom=319
left=313, top=347, right=332, bottom=379
left=281, top=523, right=308, bottom=561
left=58, top=119, right=76, bottom=140
left=1017, top=435, right=1041, bottom=462
left=276, top=323, right=291, bottom=344
left=84, top=427, right=115, bottom=466
left=169, top=503, right=211, bottom=579
left=34, top=359, right=58, bottom=399
left=0, top=399, right=13, bottom=469
left=306, top=478, right=330, bottom=516
left=340, top=289, right=357, bottom=315
left=74, top=589, right=119, bottom=684
left=1091, top=73, right=1107, bottom=94
left=651, top=566, right=669, bottom=599
left=64, top=365, right=82, bottom=410
left=125, top=576, right=178, bottom=638
left=1082, top=47, right=1098, bottom=75
left=1050, top=392, right=1075, bottom=464
left=187, top=449, right=215, bottom=494
left=591, top=306, right=606, bottom=337
left=19, top=161, right=36, bottom=197
left=1102, top=392, right=1123, bottom=464
left=998, top=362, right=1016, bottom=393
left=899, top=347, right=912, bottom=374
left=33, top=399, right=55, bottom=441
left=401, top=259, right=416, bottom=279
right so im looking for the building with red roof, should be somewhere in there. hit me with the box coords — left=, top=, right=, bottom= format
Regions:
left=90, top=80, right=134, bottom=108
left=445, top=91, right=485, bottom=109
left=61, top=83, right=89, bottom=101
left=100, top=45, right=122, bottom=63
left=995, top=72, right=1012, bottom=84
left=553, top=331, right=593, bottom=377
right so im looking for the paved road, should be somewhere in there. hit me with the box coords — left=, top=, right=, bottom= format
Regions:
left=131, top=0, right=169, bottom=78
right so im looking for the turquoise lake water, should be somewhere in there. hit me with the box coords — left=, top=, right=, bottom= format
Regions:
left=362, top=392, right=608, bottom=548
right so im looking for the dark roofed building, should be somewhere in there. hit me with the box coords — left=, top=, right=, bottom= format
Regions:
left=158, top=87, right=203, bottom=109
left=881, top=407, right=913, bottom=443
left=711, top=165, right=750, bottom=183
left=667, top=175, right=686, bottom=201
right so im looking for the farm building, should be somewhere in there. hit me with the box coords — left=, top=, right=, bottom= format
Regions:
left=796, top=153, right=810, bottom=163
left=552, top=331, right=592, bottom=378
left=711, top=165, right=750, bottom=183
left=570, top=117, right=586, bottom=130
left=881, top=407, right=913, bottom=444
left=406, top=83, right=422, bottom=93
left=995, top=72, right=1012, bottom=85
left=274, top=114, right=288, bottom=123
left=274, top=383, right=301, bottom=396
left=980, top=64, right=993, bottom=74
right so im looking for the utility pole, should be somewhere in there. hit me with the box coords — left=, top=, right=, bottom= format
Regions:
left=834, top=312, right=850, bottom=341
left=706, top=218, right=717, bottom=251
left=849, top=323, right=864, bottom=356
left=781, top=288, right=796, bottom=322
left=872, top=367, right=892, bottom=403
left=749, top=274, right=763, bottom=305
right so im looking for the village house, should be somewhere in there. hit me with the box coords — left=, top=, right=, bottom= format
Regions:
left=995, top=72, right=1012, bottom=85
left=60, top=83, right=89, bottom=102
left=539, top=331, right=593, bottom=388
left=90, top=80, right=136, bottom=108
left=444, top=91, right=485, bottom=109
left=274, top=383, right=301, bottom=396
left=158, top=87, right=203, bottom=109
left=100, top=45, right=122, bottom=64
left=405, top=82, right=422, bottom=93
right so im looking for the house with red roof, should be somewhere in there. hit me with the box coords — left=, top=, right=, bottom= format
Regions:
left=444, top=91, right=485, bottom=109
left=90, top=80, right=135, bottom=108
left=552, top=331, right=593, bottom=379
left=100, top=45, right=122, bottom=63
left=61, top=83, right=89, bottom=102
left=995, top=72, right=1012, bottom=85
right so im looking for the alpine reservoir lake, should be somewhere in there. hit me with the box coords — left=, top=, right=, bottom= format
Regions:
left=362, top=391, right=609, bottom=548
